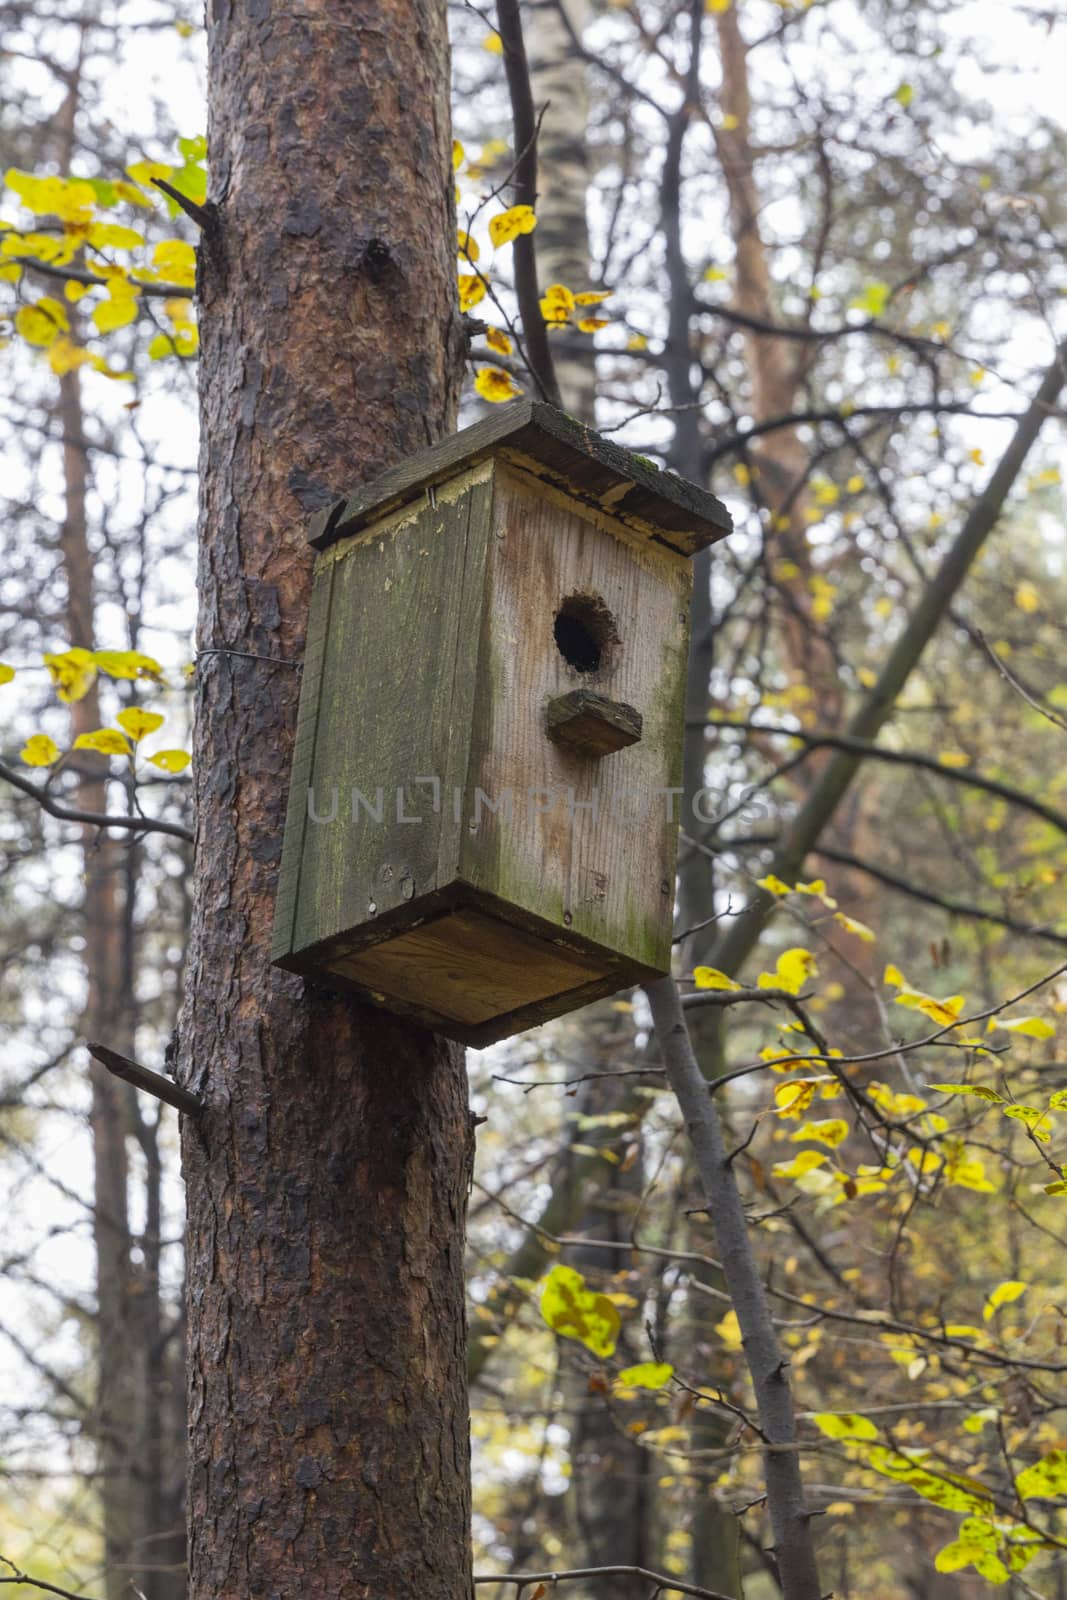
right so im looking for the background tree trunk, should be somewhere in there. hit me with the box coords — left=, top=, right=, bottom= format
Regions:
left=178, top=3, right=473, bottom=1596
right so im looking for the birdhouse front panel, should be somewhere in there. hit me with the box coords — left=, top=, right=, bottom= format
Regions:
left=456, top=462, right=690, bottom=976
left=272, top=403, right=731, bottom=1047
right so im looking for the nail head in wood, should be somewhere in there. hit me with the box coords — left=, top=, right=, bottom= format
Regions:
left=545, top=690, right=643, bottom=758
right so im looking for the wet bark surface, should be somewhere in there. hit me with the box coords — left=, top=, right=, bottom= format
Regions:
left=179, top=4, right=473, bottom=1595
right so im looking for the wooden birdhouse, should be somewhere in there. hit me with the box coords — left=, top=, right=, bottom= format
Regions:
left=272, top=402, right=731, bottom=1046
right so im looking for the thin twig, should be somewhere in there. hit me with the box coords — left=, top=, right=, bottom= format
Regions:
left=0, top=1555, right=102, bottom=1600
left=0, top=758, right=193, bottom=843
left=473, top=1566, right=734, bottom=1598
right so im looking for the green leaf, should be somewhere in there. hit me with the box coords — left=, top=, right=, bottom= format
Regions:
left=850, top=281, right=891, bottom=318
left=925, top=1083, right=1004, bottom=1103
left=87, top=177, right=117, bottom=206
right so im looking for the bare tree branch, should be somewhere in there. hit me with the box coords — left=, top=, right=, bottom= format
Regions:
left=495, top=0, right=563, bottom=407
left=646, top=977, right=823, bottom=1600
left=0, top=758, right=193, bottom=843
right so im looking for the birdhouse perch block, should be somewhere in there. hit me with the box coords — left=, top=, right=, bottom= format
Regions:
left=272, top=401, right=731, bottom=1047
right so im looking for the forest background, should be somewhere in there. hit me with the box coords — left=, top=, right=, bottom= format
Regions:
left=2, top=0, right=1067, bottom=1597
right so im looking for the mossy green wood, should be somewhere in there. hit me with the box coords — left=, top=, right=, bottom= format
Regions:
left=273, top=469, right=492, bottom=968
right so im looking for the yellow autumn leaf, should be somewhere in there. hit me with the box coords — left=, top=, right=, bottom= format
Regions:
left=616, top=1362, right=673, bottom=1390
left=15, top=299, right=68, bottom=348
left=574, top=290, right=612, bottom=306
left=990, top=1015, right=1055, bottom=1040
left=540, top=1264, right=620, bottom=1358
left=714, top=1309, right=743, bottom=1350
left=148, top=749, right=191, bottom=774
left=756, top=873, right=792, bottom=896
left=488, top=205, right=537, bottom=249
left=897, top=990, right=965, bottom=1026
left=474, top=366, right=521, bottom=404
left=540, top=282, right=576, bottom=325
left=834, top=912, right=876, bottom=943
left=485, top=325, right=512, bottom=357
left=5, top=170, right=95, bottom=223
left=20, top=734, right=60, bottom=768
left=152, top=239, right=196, bottom=286
left=1016, top=1449, right=1067, bottom=1500
left=811, top=1412, right=878, bottom=1441
left=125, top=159, right=174, bottom=191
left=117, top=707, right=165, bottom=742
left=693, top=966, right=740, bottom=991
left=48, top=337, right=96, bottom=377
left=92, top=296, right=139, bottom=334
left=983, top=1280, right=1027, bottom=1321
left=577, top=316, right=609, bottom=333
left=482, top=30, right=503, bottom=52
left=1002, top=1105, right=1052, bottom=1141
left=458, top=273, right=486, bottom=312
left=794, top=878, right=829, bottom=898
left=945, top=1150, right=997, bottom=1193
left=73, top=728, right=132, bottom=756
left=0, top=663, right=14, bottom=685
left=774, top=1080, right=820, bottom=1119
left=790, top=1118, right=849, bottom=1148
left=452, top=140, right=464, bottom=171
left=92, top=649, right=163, bottom=682
left=44, top=647, right=96, bottom=703
left=772, top=1148, right=828, bottom=1179
left=758, top=947, right=818, bottom=996
left=457, top=229, right=480, bottom=263
left=926, top=1083, right=1003, bottom=1103
left=87, top=222, right=145, bottom=252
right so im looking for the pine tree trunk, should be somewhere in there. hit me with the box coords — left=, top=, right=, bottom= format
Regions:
left=178, top=4, right=472, bottom=1596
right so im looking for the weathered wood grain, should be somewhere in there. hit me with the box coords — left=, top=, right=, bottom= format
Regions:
left=310, top=400, right=732, bottom=557
left=546, top=690, right=643, bottom=757
left=458, top=464, right=689, bottom=975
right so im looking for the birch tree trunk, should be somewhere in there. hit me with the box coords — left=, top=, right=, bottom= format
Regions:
left=527, top=0, right=596, bottom=419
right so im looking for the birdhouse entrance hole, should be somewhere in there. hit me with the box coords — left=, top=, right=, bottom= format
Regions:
left=553, top=593, right=618, bottom=675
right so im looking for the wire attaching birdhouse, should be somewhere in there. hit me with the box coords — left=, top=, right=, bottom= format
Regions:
left=272, top=401, right=731, bottom=1046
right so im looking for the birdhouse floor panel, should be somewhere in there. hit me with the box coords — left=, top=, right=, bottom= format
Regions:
left=329, top=907, right=606, bottom=1027
left=277, top=881, right=662, bottom=1047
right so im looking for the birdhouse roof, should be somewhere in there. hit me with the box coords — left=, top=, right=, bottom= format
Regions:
left=308, top=400, right=732, bottom=558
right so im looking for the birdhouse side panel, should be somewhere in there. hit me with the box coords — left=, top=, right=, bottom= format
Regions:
left=457, top=464, right=690, bottom=974
left=282, top=469, right=493, bottom=960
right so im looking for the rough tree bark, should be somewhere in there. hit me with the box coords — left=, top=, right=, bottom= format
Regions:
left=177, top=3, right=473, bottom=1597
